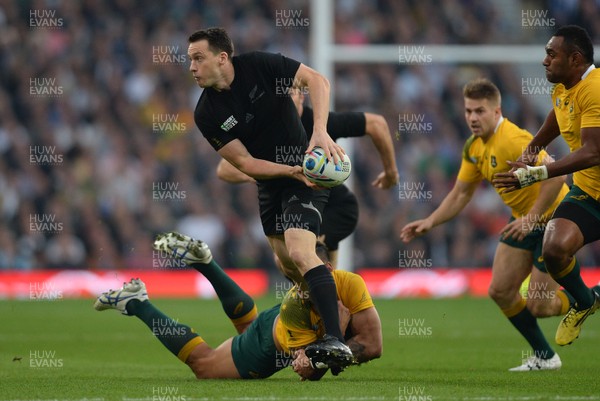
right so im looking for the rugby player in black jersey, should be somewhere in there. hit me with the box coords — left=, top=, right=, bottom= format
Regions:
left=216, top=88, right=399, bottom=270
left=187, top=27, right=352, bottom=369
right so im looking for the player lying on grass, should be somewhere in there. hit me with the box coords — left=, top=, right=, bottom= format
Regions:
left=94, top=232, right=382, bottom=380
left=216, top=88, right=399, bottom=269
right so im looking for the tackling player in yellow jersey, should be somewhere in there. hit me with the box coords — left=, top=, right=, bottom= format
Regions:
left=401, top=78, right=574, bottom=371
left=93, top=232, right=382, bottom=380
left=494, top=25, right=600, bottom=346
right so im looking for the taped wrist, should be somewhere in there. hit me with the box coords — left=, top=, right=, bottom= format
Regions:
left=513, top=165, right=548, bottom=188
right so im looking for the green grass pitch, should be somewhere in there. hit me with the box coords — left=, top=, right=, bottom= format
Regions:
left=1, top=295, right=599, bottom=401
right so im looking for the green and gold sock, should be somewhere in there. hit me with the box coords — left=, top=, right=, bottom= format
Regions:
left=126, top=299, right=204, bottom=362
left=189, top=260, right=256, bottom=322
left=557, top=289, right=575, bottom=315
left=552, top=258, right=594, bottom=310
left=503, top=298, right=554, bottom=360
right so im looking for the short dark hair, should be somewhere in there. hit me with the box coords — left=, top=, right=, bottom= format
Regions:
left=188, top=27, right=234, bottom=58
left=463, top=78, right=501, bottom=105
left=315, top=241, right=331, bottom=264
left=554, top=25, right=594, bottom=64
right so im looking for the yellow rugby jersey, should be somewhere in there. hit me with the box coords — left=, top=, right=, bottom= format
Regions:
left=457, top=118, right=568, bottom=219
left=275, top=270, right=374, bottom=352
left=551, top=66, right=600, bottom=200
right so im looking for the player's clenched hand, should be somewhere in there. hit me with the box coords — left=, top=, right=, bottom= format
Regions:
left=400, top=219, right=432, bottom=243
left=372, top=170, right=399, bottom=189
left=493, top=161, right=548, bottom=193
left=307, top=129, right=345, bottom=165
left=292, top=349, right=315, bottom=381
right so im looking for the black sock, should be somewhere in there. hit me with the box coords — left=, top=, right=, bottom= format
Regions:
left=303, top=265, right=344, bottom=342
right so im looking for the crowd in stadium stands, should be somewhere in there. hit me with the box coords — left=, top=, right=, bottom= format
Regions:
left=0, top=0, right=598, bottom=272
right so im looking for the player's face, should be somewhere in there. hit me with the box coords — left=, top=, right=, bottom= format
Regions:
left=188, top=40, right=226, bottom=88
left=543, top=36, right=572, bottom=84
left=464, top=97, right=500, bottom=140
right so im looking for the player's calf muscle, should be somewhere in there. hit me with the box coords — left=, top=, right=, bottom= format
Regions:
left=527, top=298, right=561, bottom=318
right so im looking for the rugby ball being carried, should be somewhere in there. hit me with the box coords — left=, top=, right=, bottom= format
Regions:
left=302, top=146, right=351, bottom=188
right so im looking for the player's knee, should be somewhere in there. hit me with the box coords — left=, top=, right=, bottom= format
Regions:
left=287, top=246, right=311, bottom=271
left=488, top=284, right=510, bottom=303
left=541, top=243, right=570, bottom=274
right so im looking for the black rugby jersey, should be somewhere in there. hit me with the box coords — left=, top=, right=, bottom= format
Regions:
left=195, top=51, right=307, bottom=166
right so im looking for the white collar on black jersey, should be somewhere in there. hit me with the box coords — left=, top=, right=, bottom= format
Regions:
left=582, top=65, right=595, bottom=80
left=494, top=116, right=505, bottom=133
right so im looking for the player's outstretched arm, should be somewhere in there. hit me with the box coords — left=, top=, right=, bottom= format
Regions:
left=494, top=126, right=600, bottom=192
left=363, top=113, right=399, bottom=189
left=400, top=179, right=478, bottom=243
left=216, top=158, right=256, bottom=184
left=294, top=64, right=344, bottom=164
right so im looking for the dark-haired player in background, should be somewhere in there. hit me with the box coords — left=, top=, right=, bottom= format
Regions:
left=402, top=78, right=574, bottom=371
left=494, top=25, right=600, bottom=346
left=217, top=88, right=399, bottom=271
left=184, top=27, right=351, bottom=368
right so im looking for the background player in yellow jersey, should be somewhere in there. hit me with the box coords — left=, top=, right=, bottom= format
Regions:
left=401, top=78, right=574, bottom=371
left=494, top=25, right=600, bottom=346
left=94, top=232, right=382, bottom=380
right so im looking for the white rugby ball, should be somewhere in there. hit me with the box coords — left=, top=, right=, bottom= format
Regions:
left=302, top=147, right=351, bottom=188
